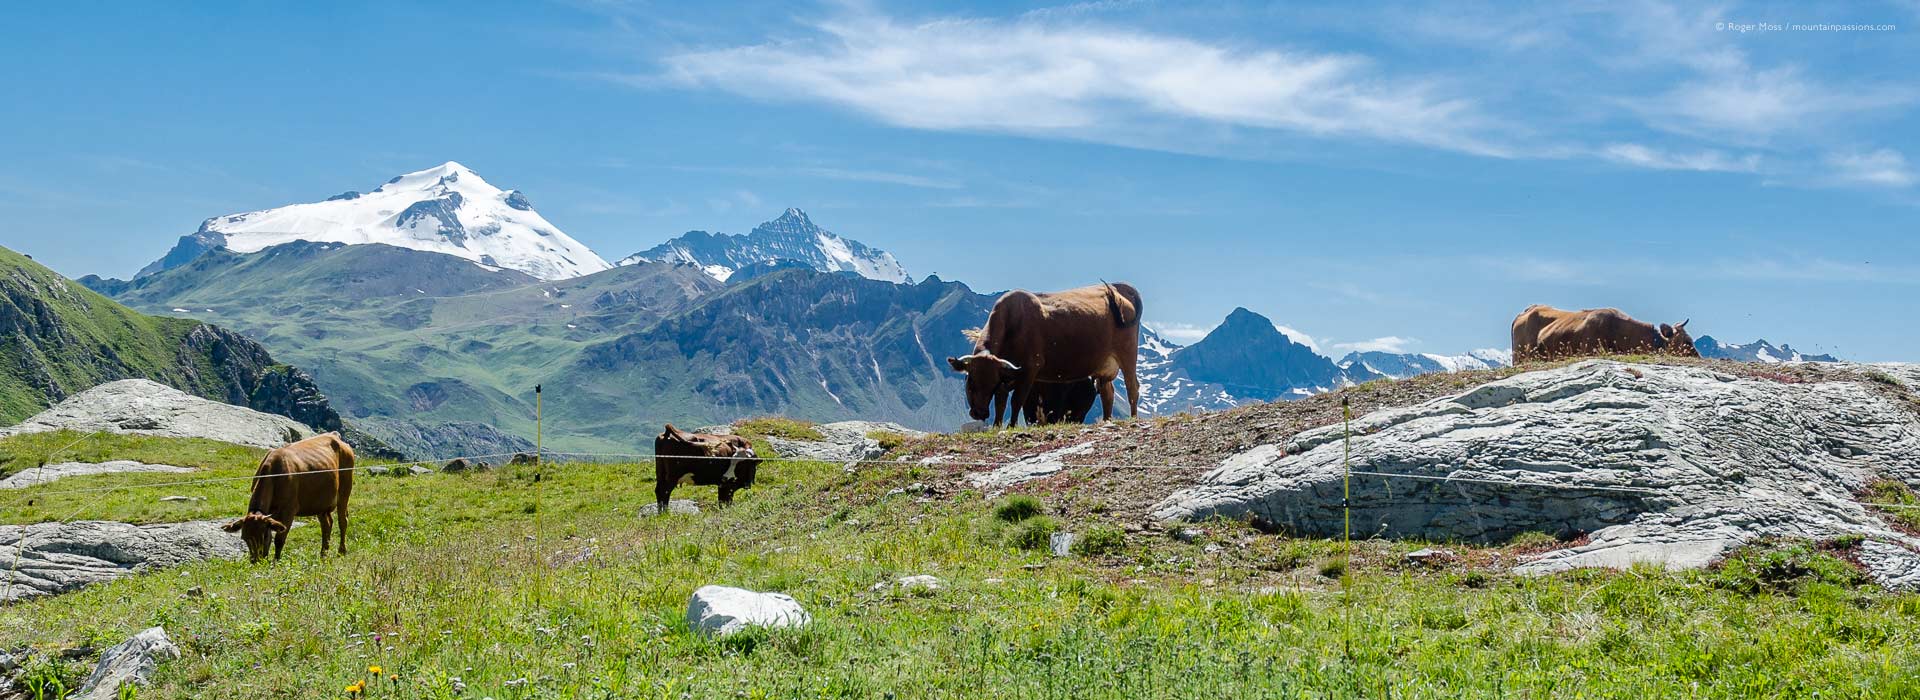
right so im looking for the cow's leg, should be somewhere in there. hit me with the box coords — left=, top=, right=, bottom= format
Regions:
left=655, top=476, right=675, bottom=515
left=718, top=485, right=736, bottom=506
left=1008, top=376, right=1037, bottom=428
left=1122, top=361, right=1141, bottom=419
left=1097, top=378, right=1117, bottom=421
left=317, top=513, right=332, bottom=559
left=272, top=522, right=288, bottom=562
left=992, top=390, right=1009, bottom=427
left=337, top=502, right=349, bottom=555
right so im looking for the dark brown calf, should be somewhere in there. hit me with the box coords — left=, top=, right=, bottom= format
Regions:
left=224, top=432, right=355, bottom=563
left=654, top=424, right=760, bottom=512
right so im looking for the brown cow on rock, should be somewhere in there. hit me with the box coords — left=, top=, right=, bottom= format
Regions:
left=1510, top=305, right=1699, bottom=363
left=949, top=281, right=1143, bottom=426
left=224, top=432, right=356, bottom=563
left=654, top=424, right=760, bottom=513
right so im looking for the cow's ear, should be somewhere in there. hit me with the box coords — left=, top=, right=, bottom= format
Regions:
left=265, top=517, right=289, bottom=533
left=1658, top=323, right=1674, bottom=337
left=947, top=357, right=968, bottom=373
left=222, top=519, right=245, bottom=533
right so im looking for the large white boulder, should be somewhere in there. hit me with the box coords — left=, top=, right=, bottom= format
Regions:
left=0, top=379, right=314, bottom=448
left=685, top=585, right=811, bottom=637
left=1153, top=361, right=1920, bottom=587
left=1, top=520, right=245, bottom=603
left=74, top=626, right=179, bottom=700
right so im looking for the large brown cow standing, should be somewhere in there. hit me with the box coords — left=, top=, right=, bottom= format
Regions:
left=224, top=432, right=356, bottom=563
left=654, top=424, right=760, bottom=512
left=1511, top=305, right=1699, bottom=363
left=949, top=282, right=1143, bottom=426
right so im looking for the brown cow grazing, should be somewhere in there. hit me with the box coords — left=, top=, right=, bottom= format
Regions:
left=224, top=432, right=355, bottom=563
left=1511, top=305, right=1699, bottom=363
left=949, top=281, right=1143, bottom=426
left=654, top=424, right=760, bottom=513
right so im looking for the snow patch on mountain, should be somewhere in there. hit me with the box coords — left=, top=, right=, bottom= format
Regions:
left=1339, top=348, right=1512, bottom=380
left=619, top=209, right=911, bottom=284
left=1695, top=336, right=1838, bottom=363
left=168, top=162, right=610, bottom=281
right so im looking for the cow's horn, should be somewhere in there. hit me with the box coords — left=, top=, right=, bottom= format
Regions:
left=1677, top=318, right=1690, bottom=329
left=997, top=358, right=1021, bottom=372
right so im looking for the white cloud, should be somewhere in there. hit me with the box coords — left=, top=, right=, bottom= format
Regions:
left=655, top=12, right=1507, bottom=157
left=1273, top=324, right=1322, bottom=353
left=1645, top=67, right=1914, bottom=138
left=1600, top=143, right=1759, bottom=173
left=1333, top=336, right=1416, bottom=353
left=1145, top=322, right=1214, bottom=344
left=1823, top=149, right=1915, bottom=188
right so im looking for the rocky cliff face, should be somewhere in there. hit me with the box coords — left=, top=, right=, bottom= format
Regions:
left=563, top=270, right=994, bottom=434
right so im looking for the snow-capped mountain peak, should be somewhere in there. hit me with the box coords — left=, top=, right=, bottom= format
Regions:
left=155, top=161, right=611, bottom=281
left=618, top=208, right=911, bottom=284
left=1694, top=336, right=1838, bottom=363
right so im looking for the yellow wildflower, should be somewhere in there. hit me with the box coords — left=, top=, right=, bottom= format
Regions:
left=368, top=665, right=382, bottom=675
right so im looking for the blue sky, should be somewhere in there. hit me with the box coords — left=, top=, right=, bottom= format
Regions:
left=2, top=1, right=1917, bottom=360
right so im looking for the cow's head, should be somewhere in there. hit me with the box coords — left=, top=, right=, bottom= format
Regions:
left=947, top=352, right=1021, bottom=421
left=222, top=512, right=288, bottom=563
left=1658, top=320, right=1699, bottom=357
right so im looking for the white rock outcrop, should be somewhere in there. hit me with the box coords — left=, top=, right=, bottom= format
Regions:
left=75, top=626, right=179, bottom=700
left=767, top=421, right=924, bottom=463
left=968, top=442, right=1097, bottom=493
left=1, top=520, right=245, bottom=603
left=685, top=585, right=811, bottom=637
left=1153, top=361, right=1920, bottom=587
left=870, top=574, right=943, bottom=594
left=0, top=461, right=194, bottom=489
left=0, top=379, right=314, bottom=449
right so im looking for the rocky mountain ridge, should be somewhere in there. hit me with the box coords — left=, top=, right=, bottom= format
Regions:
left=618, top=208, right=912, bottom=284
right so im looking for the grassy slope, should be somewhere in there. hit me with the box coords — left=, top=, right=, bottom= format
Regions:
left=1, top=430, right=1916, bottom=698
left=102, top=245, right=725, bottom=452
left=0, top=247, right=235, bottom=424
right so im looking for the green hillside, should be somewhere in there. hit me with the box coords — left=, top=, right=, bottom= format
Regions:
left=0, top=246, right=355, bottom=441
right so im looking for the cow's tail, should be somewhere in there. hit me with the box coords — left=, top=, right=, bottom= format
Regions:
left=1102, top=280, right=1141, bottom=329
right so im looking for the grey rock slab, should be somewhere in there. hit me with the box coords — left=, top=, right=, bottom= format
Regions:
left=0, top=461, right=195, bottom=490
left=1049, top=532, right=1077, bottom=557
left=1857, top=539, right=1920, bottom=592
left=685, top=585, right=810, bottom=637
left=871, top=574, right=943, bottom=594
left=765, top=421, right=923, bottom=464
left=638, top=500, right=702, bottom=516
left=0, top=520, right=244, bottom=603
left=74, top=626, right=178, bottom=700
left=1152, top=360, right=1920, bottom=584
left=968, top=442, right=1097, bottom=493
left=0, top=379, right=314, bottom=449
